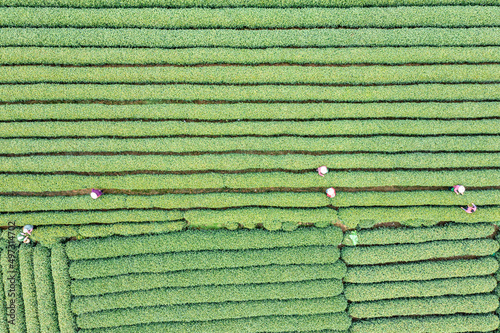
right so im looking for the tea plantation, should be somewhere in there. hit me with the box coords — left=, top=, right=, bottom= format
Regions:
left=0, top=0, right=499, bottom=332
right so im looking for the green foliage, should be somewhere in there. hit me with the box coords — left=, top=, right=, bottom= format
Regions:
left=69, top=246, right=340, bottom=279
left=0, top=210, right=184, bottom=227
left=71, top=262, right=346, bottom=296
left=1, top=246, right=26, bottom=333
left=344, top=256, right=499, bottom=284
left=71, top=279, right=343, bottom=314
left=18, top=245, right=40, bottom=333
left=1, top=83, right=499, bottom=102
left=341, top=239, right=499, bottom=265
left=65, top=227, right=342, bottom=260
left=1, top=102, right=499, bottom=120
left=32, top=246, right=58, bottom=333
left=339, top=206, right=500, bottom=229
left=3, top=191, right=499, bottom=213
left=31, top=226, right=79, bottom=247
left=76, top=297, right=347, bottom=329
left=0, top=0, right=498, bottom=7
left=345, top=275, right=497, bottom=302
left=2, top=46, right=500, bottom=66
left=184, top=208, right=335, bottom=228
left=2, top=64, right=500, bottom=85
left=2, top=135, right=497, bottom=154
left=349, top=293, right=498, bottom=319
left=281, top=221, right=299, bottom=231
left=50, top=243, right=77, bottom=333
left=1, top=170, right=498, bottom=193
left=342, top=222, right=495, bottom=246
left=351, top=314, right=499, bottom=333
left=1, top=28, right=499, bottom=48
left=78, top=313, right=351, bottom=333
left=77, top=221, right=186, bottom=238
left=1, top=7, right=499, bottom=29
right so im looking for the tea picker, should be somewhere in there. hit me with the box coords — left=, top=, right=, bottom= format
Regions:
left=326, top=187, right=336, bottom=198
left=462, top=203, right=477, bottom=214
left=17, top=225, right=34, bottom=244
left=452, top=185, right=465, bottom=195
left=317, top=166, right=328, bottom=177
left=90, top=189, right=103, bottom=199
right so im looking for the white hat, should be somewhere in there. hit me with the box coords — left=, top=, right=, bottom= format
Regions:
left=326, top=187, right=336, bottom=198
left=457, top=185, right=465, bottom=194
left=318, top=166, right=328, bottom=175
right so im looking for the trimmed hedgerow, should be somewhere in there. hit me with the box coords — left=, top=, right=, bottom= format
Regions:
left=2, top=64, right=499, bottom=85
left=18, top=245, right=40, bottom=333
left=1, top=246, right=26, bottom=333
left=2, top=136, right=497, bottom=155
left=71, top=263, right=346, bottom=296
left=76, top=297, right=347, bottom=329
left=1, top=83, right=499, bottom=103
left=0, top=210, right=184, bottom=227
left=0, top=0, right=498, bottom=8
left=342, top=222, right=495, bottom=246
left=2, top=152, right=498, bottom=172
left=1, top=102, right=499, bottom=121
left=338, top=206, right=500, bottom=229
left=3, top=191, right=500, bottom=213
left=32, top=246, right=58, bottom=333
left=50, top=243, right=76, bottom=333
left=1, top=47, right=500, bottom=66
left=69, top=246, right=340, bottom=279
left=349, top=293, right=499, bottom=319
left=1, top=28, right=499, bottom=48
left=78, top=312, right=351, bottom=333
left=344, top=256, right=499, bottom=284
left=344, top=275, right=497, bottom=302
left=1, top=170, right=497, bottom=193
left=341, top=239, right=499, bottom=265
left=350, top=313, right=499, bottom=333
left=65, top=227, right=342, bottom=260
left=1, top=7, right=499, bottom=29
left=71, top=279, right=343, bottom=314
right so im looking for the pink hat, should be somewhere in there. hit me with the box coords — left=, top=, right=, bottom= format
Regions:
left=317, top=166, right=328, bottom=177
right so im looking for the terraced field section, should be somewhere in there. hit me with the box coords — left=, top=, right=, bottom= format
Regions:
left=342, top=224, right=500, bottom=332
left=0, top=0, right=499, bottom=332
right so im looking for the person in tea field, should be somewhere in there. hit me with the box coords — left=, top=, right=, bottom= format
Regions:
left=461, top=203, right=477, bottom=214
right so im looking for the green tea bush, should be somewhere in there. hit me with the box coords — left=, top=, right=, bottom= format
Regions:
left=65, top=227, right=342, bottom=260
left=0, top=0, right=497, bottom=7
left=50, top=243, right=76, bottom=333
left=1, top=83, right=499, bottom=102
left=78, top=313, right=351, bottom=333
left=342, top=222, right=495, bottom=246
left=1, top=247, right=26, bottom=333
left=184, top=208, right=335, bottom=228
left=2, top=64, right=500, bottom=85
left=341, top=239, right=499, bottom=265
left=2, top=7, right=499, bottom=29
left=77, top=221, right=186, bottom=238
left=2, top=136, right=497, bottom=154
left=69, top=246, right=340, bottom=279
left=18, top=245, right=40, bottom=333
left=76, top=297, right=347, bottom=329
left=2, top=170, right=496, bottom=193
left=339, top=206, right=500, bottom=229
left=71, top=279, right=343, bottom=314
left=1, top=28, right=499, bottom=48
left=71, top=262, right=346, bottom=296
left=2, top=47, right=499, bottom=66
left=3, top=152, right=498, bottom=172
left=344, top=256, right=498, bottom=284
left=32, top=246, right=58, bottom=333
left=350, top=313, right=499, bottom=333
left=31, top=226, right=79, bottom=247
left=344, top=275, right=497, bottom=302
left=1, top=102, right=499, bottom=120
left=349, top=293, right=498, bottom=319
